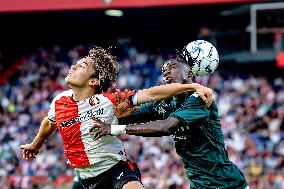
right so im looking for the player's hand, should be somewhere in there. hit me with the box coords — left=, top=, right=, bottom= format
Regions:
left=90, top=117, right=111, bottom=140
left=114, top=90, right=139, bottom=118
left=18, top=143, right=40, bottom=160
left=195, top=84, right=213, bottom=108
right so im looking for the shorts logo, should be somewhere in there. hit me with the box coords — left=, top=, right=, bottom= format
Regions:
left=117, top=172, right=124, bottom=180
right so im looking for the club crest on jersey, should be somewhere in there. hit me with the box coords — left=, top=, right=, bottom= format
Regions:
left=89, top=96, right=100, bottom=106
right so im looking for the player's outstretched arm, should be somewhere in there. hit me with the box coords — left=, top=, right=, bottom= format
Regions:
left=19, top=116, right=57, bottom=159
left=124, top=117, right=180, bottom=136
left=136, top=83, right=212, bottom=107
left=113, top=83, right=212, bottom=119
left=91, top=117, right=180, bottom=140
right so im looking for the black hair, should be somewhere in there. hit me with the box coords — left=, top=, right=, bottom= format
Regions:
left=162, top=58, right=191, bottom=73
left=175, top=46, right=200, bottom=68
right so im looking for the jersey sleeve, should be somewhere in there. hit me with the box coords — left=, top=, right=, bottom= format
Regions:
left=169, top=93, right=210, bottom=126
left=47, top=90, right=71, bottom=123
left=102, top=91, right=136, bottom=107
left=48, top=97, right=56, bottom=123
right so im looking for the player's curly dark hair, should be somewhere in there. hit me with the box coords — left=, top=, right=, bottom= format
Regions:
left=87, top=46, right=119, bottom=93
left=175, top=46, right=199, bottom=68
left=162, top=58, right=191, bottom=73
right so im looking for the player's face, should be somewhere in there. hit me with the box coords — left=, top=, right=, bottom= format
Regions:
left=162, top=63, right=190, bottom=84
left=65, top=57, right=96, bottom=87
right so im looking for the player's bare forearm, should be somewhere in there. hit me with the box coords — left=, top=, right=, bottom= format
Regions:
left=91, top=117, right=180, bottom=140
left=137, top=83, right=212, bottom=106
left=31, top=117, right=57, bottom=149
left=125, top=117, right=180, bottom=137
left=125, top=122, right=169, bottom=136
left=137, top=83, right=197, bottom=104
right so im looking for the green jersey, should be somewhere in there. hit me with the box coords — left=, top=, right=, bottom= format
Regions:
left=122, top=92, right=248, bottom=189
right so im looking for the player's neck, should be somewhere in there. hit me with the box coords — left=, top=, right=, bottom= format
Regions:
left=71, top=87, right=95, bottom=101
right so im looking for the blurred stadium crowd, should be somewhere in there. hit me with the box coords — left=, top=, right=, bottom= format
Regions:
left=0, top=44, right=283, bottom=189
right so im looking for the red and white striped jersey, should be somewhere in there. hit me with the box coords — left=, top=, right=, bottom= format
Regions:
left=47, top=89, right=134, bottom=178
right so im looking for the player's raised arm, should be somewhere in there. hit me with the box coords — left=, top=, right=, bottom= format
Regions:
left=19, top=116, right=57, bottom=159
left=135, top=83, right=212, bottom=107
left=110, top=83, right=212, bottom=120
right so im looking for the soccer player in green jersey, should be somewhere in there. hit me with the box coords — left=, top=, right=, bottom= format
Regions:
left=91, top=58, right=249, bottom=189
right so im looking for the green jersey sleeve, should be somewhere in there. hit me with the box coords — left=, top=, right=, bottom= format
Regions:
left=118, top=101, right=156, bottom=124
left=169, top=93, right=210, bottom=126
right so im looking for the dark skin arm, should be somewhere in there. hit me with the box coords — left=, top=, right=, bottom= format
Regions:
left=90, top=117, right=180, bottom=140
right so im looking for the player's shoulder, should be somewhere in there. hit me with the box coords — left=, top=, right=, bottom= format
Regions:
left=187, top=92, right=200, bottom=101
left=185, top=92, right=206, bottom=105
left=187, top=92, right=217, bottom=107
left=53, top=89, right=72, bottom=101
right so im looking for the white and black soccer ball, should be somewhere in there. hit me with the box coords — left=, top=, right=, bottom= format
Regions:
left=183, top=40, right=219, bottom=76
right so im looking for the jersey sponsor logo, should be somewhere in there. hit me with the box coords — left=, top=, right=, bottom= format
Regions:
left=153, top=101, right=171, bottom=116
left=60, top=108, right=104, bottom=128
left=157, top=107, right=166, bottom=114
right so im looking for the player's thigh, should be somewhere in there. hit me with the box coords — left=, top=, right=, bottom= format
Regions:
left=122, top=181, right=144, bottom=189
left=111, top=161, right=143, bottom=189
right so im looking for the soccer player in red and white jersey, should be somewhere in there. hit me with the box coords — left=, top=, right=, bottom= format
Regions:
left=19, top=47, right=212, bottom=189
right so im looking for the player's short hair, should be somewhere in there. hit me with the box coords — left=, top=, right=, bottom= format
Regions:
left=87, top=46, right=119, bottom=93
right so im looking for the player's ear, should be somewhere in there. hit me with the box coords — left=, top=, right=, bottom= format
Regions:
left=89, top=78, right=100, bottom=87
